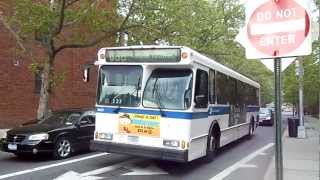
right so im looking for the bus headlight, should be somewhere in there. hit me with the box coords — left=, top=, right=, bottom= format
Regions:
left=163, top=139, right=180, bottom=147
left=96, top=132, right=113, bottom=140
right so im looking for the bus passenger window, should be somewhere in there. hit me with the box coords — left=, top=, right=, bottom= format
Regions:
left=209, top=70, right=215, bottom=104
left=195, top=70, right=208, bottom=108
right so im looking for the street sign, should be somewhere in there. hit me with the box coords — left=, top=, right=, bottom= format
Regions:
left=236, top=0, right=312, bottom=59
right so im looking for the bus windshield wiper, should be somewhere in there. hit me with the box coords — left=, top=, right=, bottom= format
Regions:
left=153, top=79, right=165, bottom=117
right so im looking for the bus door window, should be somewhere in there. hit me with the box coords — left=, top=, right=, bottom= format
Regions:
left=194, top=69, right=208, bottom=108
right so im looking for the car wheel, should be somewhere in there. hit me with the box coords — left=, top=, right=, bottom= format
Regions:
left=53, top=137, right=72, bottom=159
left=204, top=132, right=218, bottom=162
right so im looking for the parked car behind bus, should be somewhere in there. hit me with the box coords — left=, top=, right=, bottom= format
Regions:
left=259, top=108, right=274, bottom=126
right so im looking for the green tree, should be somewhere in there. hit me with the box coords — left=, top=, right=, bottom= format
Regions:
left=124, top=0, right=273, bottom=104
left=1, top=0, right=137, bottom=119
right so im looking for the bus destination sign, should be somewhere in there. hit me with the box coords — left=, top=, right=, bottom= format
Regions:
left=105, top=48, right=181, bottom=63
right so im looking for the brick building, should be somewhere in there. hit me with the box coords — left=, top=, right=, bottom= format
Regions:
left=0, top=1, right=114, bottom=128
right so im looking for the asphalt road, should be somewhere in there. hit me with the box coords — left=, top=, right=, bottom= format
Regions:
left=0, top=115, right=292, bottom=180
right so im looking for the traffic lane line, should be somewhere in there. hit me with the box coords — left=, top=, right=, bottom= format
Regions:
left=81, top=158, right=140, bottom=177
left=210, top=143, right=274, bottom=180
left=0, top=153, right=109, bottom=180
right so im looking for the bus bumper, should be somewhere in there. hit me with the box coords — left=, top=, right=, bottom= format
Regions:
left=90, top=140, right=188, bottom=162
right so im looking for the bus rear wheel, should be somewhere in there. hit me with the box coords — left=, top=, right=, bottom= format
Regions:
left=247, top=119, right=255, bottom=139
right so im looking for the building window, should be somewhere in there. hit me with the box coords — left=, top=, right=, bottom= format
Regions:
left=34, top=71, right=42, bottom=94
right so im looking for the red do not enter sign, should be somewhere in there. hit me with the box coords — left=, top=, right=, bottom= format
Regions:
left=247, top=0, right=310, bottom=57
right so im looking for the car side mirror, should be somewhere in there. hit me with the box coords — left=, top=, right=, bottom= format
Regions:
left=80, top=119, right=89, bottom=125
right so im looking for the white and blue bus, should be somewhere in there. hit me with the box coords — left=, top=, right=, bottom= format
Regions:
left=89, top=46, right=260, bottom=162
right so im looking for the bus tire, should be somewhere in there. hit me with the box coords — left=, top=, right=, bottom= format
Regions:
left=204, top=125, right=219, bottom=162
left=247, top=118, right=255, bottom=139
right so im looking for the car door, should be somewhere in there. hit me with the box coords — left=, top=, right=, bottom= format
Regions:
left=76, top=115, right=95, bottom=148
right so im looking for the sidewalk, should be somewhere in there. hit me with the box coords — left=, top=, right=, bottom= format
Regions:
left=264, top=116, right=320, bottom=180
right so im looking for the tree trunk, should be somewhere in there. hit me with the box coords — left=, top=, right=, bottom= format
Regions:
left=36, top=57, right=53, bottom=119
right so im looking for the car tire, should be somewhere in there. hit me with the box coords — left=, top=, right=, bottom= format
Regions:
left=53, top=137, right=73, bottom=160
left=204, top=131, right=218, bottom=162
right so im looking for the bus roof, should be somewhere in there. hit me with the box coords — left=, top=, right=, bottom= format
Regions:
left=99, top=45, right=260, bottom=89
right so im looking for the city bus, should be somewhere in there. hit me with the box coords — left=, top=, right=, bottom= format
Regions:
left=89, top=45, right=260, bottom=162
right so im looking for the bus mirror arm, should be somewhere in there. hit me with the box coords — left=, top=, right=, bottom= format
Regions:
left=82, top=63, right=94, bottom=82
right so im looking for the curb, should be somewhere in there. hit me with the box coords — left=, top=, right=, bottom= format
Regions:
left=263, top=129, right=287, bottom=180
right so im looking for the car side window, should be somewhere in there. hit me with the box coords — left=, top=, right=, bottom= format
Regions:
left=80, top=116, right=95, bottom=125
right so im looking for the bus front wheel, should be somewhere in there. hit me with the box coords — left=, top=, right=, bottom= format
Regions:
left=204, top=131, right=219, bottom=162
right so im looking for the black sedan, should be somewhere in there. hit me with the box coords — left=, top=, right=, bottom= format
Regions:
left=1, top=109, right=95, bottom=159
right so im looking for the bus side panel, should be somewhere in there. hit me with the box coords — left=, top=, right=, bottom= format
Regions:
left=188, top=118, right=210, bottom=161
left=218, top=115, right=237, bottom=147
left=237, top=123, right=250, bottom=138
left=188, top=114, right=229, bottom=161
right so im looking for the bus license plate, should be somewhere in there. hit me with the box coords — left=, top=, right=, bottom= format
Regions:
left=127, top=136, right=139, bottom=143
left=8, top=144, right=17, bottom=151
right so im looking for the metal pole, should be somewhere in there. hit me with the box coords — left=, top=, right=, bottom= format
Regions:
left=318, top=48, right=320, bottom=120
left=297, top=58, right=306, bottom=138
left=274, top=57, right=283, bottom=180
left=318, top=4, right=320, bottom=120
left=299, top=58, right=304, bottom=125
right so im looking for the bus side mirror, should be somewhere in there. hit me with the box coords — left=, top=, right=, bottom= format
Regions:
left=83, top=68, right=90, bottom=82
left=83, top=64, right=94, bottom=82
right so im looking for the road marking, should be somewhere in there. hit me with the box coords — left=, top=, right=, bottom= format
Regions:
left=123, top=162, right=168, bottom=176
left=81, top=159, right=139, bottom=177
left=0, top=153, right=109, bottom=180
left=210, top=143, right=274, bottom=180
left=238, top=164, right=257, bottom=168
left=55, top=159, right=141, bottom=180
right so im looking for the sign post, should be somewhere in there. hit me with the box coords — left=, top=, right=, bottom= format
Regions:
left=236, top=1, right=312, bottom=180
left=274, top=57, right=283, bottom=180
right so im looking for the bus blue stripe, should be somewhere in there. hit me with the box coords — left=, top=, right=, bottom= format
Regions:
left=247, top=106, right=260, bottom=112
left=96, top=106, right=232, bottom=119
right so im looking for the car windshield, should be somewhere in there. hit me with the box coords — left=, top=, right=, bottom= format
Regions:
left=259, top=108, right=271, bottom=115
left=97, top=65, right=142, bottom=107
left=39, top=112, right=81, bottom=125
left=143, top=69, right=193, bottom=110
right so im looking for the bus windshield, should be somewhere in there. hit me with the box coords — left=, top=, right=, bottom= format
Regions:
left=143, top=69, right=193, bottom=110
left=97, top=65, right=142, bottom=107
